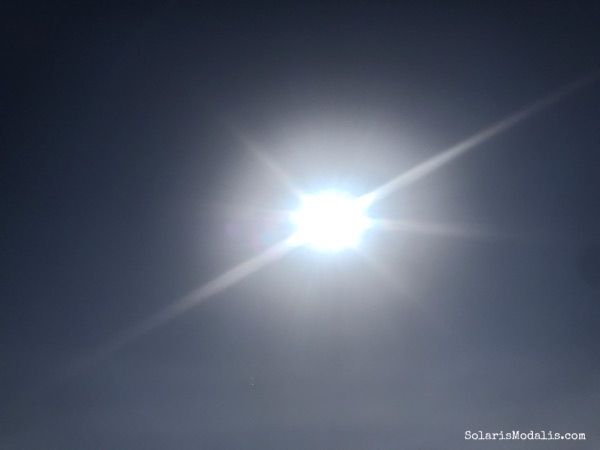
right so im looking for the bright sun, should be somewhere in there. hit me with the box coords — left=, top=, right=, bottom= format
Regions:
left=290, top=191, right=373, bottom=252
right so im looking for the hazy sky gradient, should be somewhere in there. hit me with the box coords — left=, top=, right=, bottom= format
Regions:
left=2, top=1, right=599, bottom=449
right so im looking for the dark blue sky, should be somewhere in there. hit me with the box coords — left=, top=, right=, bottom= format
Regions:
left=2, top=1, right=599, bottom=449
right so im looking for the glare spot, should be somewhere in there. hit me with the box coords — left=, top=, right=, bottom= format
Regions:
left=290, top=191, right=373, bottom=252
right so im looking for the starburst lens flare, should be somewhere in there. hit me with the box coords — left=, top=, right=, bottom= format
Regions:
left=290, top=191, right=373, bottom=252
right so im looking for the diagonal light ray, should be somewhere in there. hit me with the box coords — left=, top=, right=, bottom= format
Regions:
left=363, top=69, right=600, bottom=204
left=26, top=237, right=298, bottom=401
left=86, top=237, right=296, bottom=366
left=238, top=133, right=305, bottom=199
left=98, top=239, right=292, bottom=355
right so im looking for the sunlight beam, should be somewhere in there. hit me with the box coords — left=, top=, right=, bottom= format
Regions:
left=32, top=237, right=298, bottom=397
left=89, top=237, right=295, bottom=364
left=376, top=218, right=495, bottom=240
left=363, top=70, right=600, bottom=204
left=377, top=218, right=582, bottom=247
left=242, top=134, right=306, bottom=198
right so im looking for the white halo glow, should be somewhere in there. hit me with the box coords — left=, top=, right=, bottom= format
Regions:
left=290, top=191, right=373, bottom=252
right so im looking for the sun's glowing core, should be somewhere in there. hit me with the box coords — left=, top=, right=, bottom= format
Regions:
left=290, top=191, right=373, bottom=252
